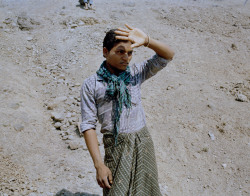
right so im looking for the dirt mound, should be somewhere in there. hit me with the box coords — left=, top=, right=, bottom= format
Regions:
left=0, top=0, right=249, bottom=195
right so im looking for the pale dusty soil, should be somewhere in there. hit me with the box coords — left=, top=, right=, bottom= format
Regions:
left=0, top=0, right=249, bottom=195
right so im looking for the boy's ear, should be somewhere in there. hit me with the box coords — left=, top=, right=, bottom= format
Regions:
left=103, top=47, right=109, bottom=58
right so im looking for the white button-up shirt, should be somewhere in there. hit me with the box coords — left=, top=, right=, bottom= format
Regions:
left=80, top=54, right=170, bottom=134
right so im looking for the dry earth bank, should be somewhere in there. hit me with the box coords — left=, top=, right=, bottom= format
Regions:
left=0, top=0, right=249, bottom=195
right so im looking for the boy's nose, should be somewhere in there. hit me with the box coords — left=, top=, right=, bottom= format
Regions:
left=122, top=53, right=129, bottom=61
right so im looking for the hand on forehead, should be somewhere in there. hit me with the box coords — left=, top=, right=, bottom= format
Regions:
left=115, top=24, right=148, bottom=49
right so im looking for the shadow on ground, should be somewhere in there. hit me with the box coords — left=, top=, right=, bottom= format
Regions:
left=76, top=0, right=84, bottom=9
left=56, top=189, right=100, bottom=196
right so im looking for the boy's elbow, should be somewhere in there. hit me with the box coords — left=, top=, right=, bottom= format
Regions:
left=170, top=51, right=175, bottom=60
left=166, top=51, right=175, bottom=60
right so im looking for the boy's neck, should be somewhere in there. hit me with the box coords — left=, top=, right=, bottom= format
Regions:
left=105, top=62, right=125, bottom=76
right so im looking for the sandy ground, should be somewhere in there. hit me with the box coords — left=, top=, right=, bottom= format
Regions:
left=0, top=0, right=249, bottom=195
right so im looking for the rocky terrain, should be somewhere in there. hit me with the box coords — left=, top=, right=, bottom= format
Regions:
left=0, top=0, right=249, bottom=195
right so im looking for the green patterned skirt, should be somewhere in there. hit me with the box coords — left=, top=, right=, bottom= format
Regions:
left=103, top=127, right=162, bottom=196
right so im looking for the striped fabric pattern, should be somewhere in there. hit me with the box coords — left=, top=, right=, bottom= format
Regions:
left=103, top=127, right=162, bottom=196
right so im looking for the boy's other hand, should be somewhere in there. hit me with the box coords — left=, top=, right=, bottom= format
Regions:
left=96, top=163, right=113, bottom=189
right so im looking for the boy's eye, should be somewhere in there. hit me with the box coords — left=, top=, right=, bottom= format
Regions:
left=116, top=50, right=133, bottom=56
left=117, top=50, right=125, bottom=55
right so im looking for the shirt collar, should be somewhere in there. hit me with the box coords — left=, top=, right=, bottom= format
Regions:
left=97, top=74, right=104, bottom=81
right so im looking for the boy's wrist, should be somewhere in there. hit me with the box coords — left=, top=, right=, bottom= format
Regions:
left=144, top=35, right=150, bottom=47
left=94, top=161, right=105, bottom=169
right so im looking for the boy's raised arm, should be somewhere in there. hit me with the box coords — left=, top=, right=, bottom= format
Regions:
left=115, top=24, right=175, bottom=60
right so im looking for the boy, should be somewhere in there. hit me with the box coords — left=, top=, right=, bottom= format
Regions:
left=80, top=24, right=174, bottom=195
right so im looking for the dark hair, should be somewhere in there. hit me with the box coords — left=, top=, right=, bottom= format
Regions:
left=103, top=29, right=123, bottom=51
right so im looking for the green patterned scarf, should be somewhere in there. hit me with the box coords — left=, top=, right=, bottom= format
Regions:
left=97, top=61, right=131, bottom=145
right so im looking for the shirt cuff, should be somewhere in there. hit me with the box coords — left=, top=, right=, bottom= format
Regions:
left=80, top=122, right=96, bottom=133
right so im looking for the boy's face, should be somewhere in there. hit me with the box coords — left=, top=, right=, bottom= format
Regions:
left=103, top=41, right=133, bottom=72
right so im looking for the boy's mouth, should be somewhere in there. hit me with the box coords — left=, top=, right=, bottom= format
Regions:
left=120, top=62, right=129, bottom=66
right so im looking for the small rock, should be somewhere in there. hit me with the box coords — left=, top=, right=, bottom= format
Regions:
left=222, top=163, right=227, bottom=168
left=166, top=86, right=173, bottom=90
left=60, top=125, right=68, bottom=132
left=58, top=74, right=66, bottom=80
left=71, top=112, right=76, bottom=117
left=78, top=174, right=85, bottom=179
left=207, top=103, right=215, bottom=110
left=27, top=36, right=33, bottom=41
left=231, top=43, right=237, bottom=50
left=78, top=21, right=85, bottom=26
left=71, top=24, right=78, bottom=29
left=3, top=18, right=13, bottom=24
left=47, top=103, right=57, bottom=110
left=64, top=131, right=70, bottom=135
left=65, top=121, right=70, bottom=127
left=68, top=141, right=83, bottom=150
left=14, top=124, right=24, bottom=131
left=63, top=135, right=74, bottom=140
left=208, top=132, right=215, bottom=140
left=235, top=92, right=248, bottom=102
left=54, top=122, right=62, bottom=129
left=26, top=45, right=33, bottom=50
left=70, top=117, right=78, bottom=122
left=60, top=132, right=66, bottom=137
left=66, top=113, right=72, bottom=118
left=55, top=96, right=68, bottom=102
left=64, top=167, right=70, bottom=171
left=51, top=112, right=64, bottom=122
left=69, top=120, right=78, bottom=126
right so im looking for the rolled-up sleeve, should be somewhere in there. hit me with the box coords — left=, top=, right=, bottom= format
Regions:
left=136, top=54, right=171, bottom=84
left=80, top=78, right=97, bottom=133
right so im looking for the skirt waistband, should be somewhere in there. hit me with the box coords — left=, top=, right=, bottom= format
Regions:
left=103, top=126, right=150, bottom=148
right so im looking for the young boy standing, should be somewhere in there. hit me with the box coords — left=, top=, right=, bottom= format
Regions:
left=80, top=24, right=174, bottom=195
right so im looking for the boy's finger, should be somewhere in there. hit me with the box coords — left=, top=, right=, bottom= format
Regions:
left=125, top=24, right=133, bottom=30
left=108, top=173, right=113, bottom=184
left=115, top=36, right=129, bottom=40
left=131, top=43, right=140, bottom=48
left=117, top=27, right=129, bottom=33
left=97, top=179, right=104, bottom=188
left=103, top=178, right=111, bottom=189
left=114, top=31, right=129, bottom=36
